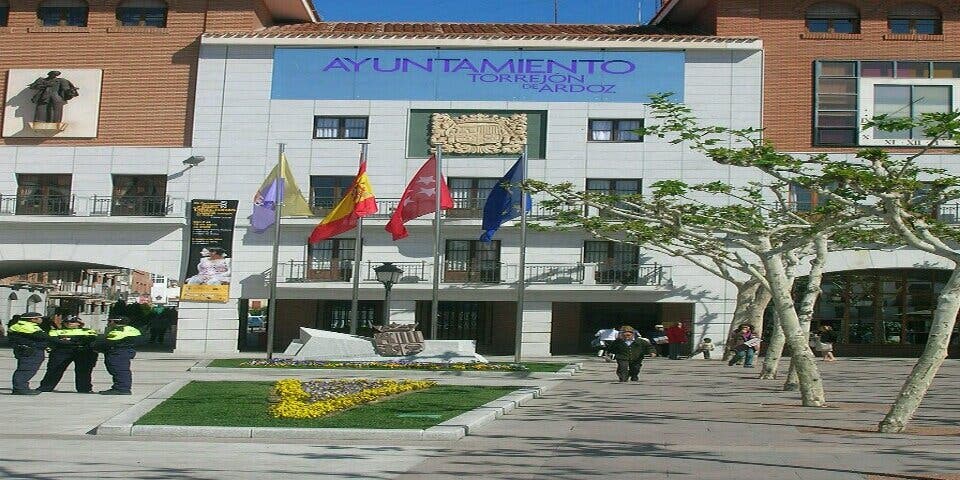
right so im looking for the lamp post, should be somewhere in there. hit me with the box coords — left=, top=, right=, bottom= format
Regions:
left=374, top=262, right=403, bottom=326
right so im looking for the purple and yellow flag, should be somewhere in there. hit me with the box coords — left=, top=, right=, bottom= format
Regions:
left=251, top=153, right=312, bottom=232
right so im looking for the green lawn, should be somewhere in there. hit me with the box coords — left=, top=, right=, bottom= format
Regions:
left=136, top=381, right=517, bottom=429
left=206, top=358, right=569, bottom=373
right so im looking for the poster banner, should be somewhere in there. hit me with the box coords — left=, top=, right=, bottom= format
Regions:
left=180, top=199, right=238, bottom=303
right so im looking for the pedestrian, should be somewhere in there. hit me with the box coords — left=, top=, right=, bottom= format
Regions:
left=38, top=316, right=98, bottom=393
left=647, top=324, right=669, bottom=357
left=8, top=312, right=49, bottom=395
left=688, top=337, right=715, bottom=359
left=148, top=310, right=171, bottom=344
left=593, top=327, right=619, bottom=362
left=815, top=325, right=837, bottom=362
left=605, top=327, right=654, bottom=382
left=727, top=324, right=760, bottom=368
left=665, top=322, right=689, bottom=360
left=95, top=315, right=142, bottom=395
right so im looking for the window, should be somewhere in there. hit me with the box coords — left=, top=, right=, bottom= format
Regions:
left=814, top=61, right=858, bottom=145
left=789, top=183, right=819, bottom=212
left=584, top=240, right=641, bottom=284
left=37, top=0, right=88, bottom=27
left=111, top=175, right=168, bottom=216
left=888, top=3, right=941, bottom=35
left=309, top=175, right=355, bottom=215
left=814, top=60, right=960, bottom=147
left=448, top=177, right=498, bottom=217
left=116, top=0, right=168, bottom=27
left=805, top=2, right=860, bottom=33
left=873, top=84, right=950, bottom=140
left=16, top=174, right=72, bottom=215
left=586, top=178, right=641, bottom=217
left=307, top=239, right=355, bottom=281
left=314, top=116, right=368, bottom=139
left=0, top=1, right=9, bottom=27
left=588, top=119, right=642, bottom=142
left=444, top=240, right=501, bottom=283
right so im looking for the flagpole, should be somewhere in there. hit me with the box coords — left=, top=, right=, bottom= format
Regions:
left=266, top=143, right=285, bottom=360
left=350, top=143, right=369, bottom=336
left=514, top=145, right=529, bottom=364
left=430, top=145, right=443, bottom=340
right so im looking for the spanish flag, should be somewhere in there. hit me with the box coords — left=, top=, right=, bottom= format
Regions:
left=309, top=159, right=378, bottom=243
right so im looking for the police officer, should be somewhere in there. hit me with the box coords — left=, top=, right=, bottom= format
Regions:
left=38, top=316, right=98, bottom=393
left=8, top=312, right=49, bottom=395
left=96, top=315, right=141, bottom=395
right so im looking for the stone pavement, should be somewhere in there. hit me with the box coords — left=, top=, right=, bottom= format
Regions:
left=0, top=348, right=958, bottom=479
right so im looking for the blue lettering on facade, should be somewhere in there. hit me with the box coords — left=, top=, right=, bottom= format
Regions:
left=273, top=48, right=685, bottom=102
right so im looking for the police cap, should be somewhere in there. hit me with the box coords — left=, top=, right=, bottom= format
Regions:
left=20, top=312, right=44, bottom=319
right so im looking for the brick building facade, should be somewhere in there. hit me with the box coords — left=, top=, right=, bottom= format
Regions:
left=0, top=0, right=314, bottom=146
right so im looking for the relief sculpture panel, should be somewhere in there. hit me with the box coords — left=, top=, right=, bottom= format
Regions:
left=429, top=113, right=527, bottom=154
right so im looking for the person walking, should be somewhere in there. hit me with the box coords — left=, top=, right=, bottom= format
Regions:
left=665, top=322, right=689, bottom=360
left=38, top=316, right=98, bottom=393
left=647, top=324, right=669, bottom=357
left=606, top=327, right=654, bottom=382
left=728, top=324, right=760, bottom=368
left=593, top=327, right=619, bottom=362
left=95, top=315, right=142, bottom=395
left=8, top=312, right=49, bottom=395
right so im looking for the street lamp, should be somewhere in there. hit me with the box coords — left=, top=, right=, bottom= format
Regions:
left=374, top=262, right=403, bottom=326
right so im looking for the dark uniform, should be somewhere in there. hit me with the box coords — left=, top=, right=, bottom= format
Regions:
left=8, top=313, right=49, bottom=395
left=39, top=319, right=98, bottom=393
left=95, top=317, right=141, bottom=395
left=607, top=336, right=653, bottom=382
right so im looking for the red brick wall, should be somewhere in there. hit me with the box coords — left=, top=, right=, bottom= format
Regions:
left=0, top=1, right=273, bottom=147
left=712, top=1, right=960, bottom=152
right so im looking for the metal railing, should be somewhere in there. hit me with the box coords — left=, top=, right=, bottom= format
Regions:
left=364, top=261, right=429, bottom=283
left=0, top=194, right=183, bottom=217
left=267, top=260, right=668, bottom=287
left=0, top=194, right=76, bottom=215
left=594, top=263, right=668, bottom=286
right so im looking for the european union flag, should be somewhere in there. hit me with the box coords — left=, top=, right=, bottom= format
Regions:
left=480, top=155, right=530, bottom=242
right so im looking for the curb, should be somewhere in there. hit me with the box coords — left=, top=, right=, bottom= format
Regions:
left=95, top=382, right=550, bottom=441
left=188, top=363, right=579, bottom=380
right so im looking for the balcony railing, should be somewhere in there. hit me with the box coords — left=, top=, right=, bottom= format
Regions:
left=268, top=260, right=670, bottom=286
left=0, top=194, right=183, bottom=217
left=1, top=194, right=76, bottom=215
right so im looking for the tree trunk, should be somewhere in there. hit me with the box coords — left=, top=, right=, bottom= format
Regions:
left=878, top=265, right=960, bottom=432
left=724, top=279, right=764, bottom=361
left=762, top=248, right=826, bottom=407
left=785, top=235, right=828, bottom=391
left=759, top=314, right=785, bottom=379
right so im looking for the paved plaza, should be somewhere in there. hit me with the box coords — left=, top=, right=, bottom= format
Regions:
left=0, top=349, right=958, bottom=479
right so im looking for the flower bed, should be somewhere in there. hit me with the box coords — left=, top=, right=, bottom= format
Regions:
left=270, top=378, right=436, bottom=419
left=244, top=359, right=529, bottom=371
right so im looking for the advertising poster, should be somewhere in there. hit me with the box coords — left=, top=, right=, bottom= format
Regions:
left=180, top=199, right=238, bottom=303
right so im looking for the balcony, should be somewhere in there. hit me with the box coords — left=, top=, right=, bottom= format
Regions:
left=268, top=261, right=670, bottom=287
left=0, top=194, right=183, bottom=218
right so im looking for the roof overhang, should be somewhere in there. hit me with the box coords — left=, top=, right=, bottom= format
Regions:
left=650, top=0, right=711, bottom=25
left=201, top=34, right=762, bottom=51
left=263, top=0, right=319, bottom=23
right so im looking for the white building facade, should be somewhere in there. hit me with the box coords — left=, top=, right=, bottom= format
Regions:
left=1, top=26, right=765, bottom=355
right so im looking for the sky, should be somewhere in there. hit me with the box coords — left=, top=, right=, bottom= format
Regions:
left=310, top=0, right=661, bottom=24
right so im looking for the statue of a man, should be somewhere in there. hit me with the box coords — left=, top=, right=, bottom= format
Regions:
left=28, top=71, right=79, bottom=123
